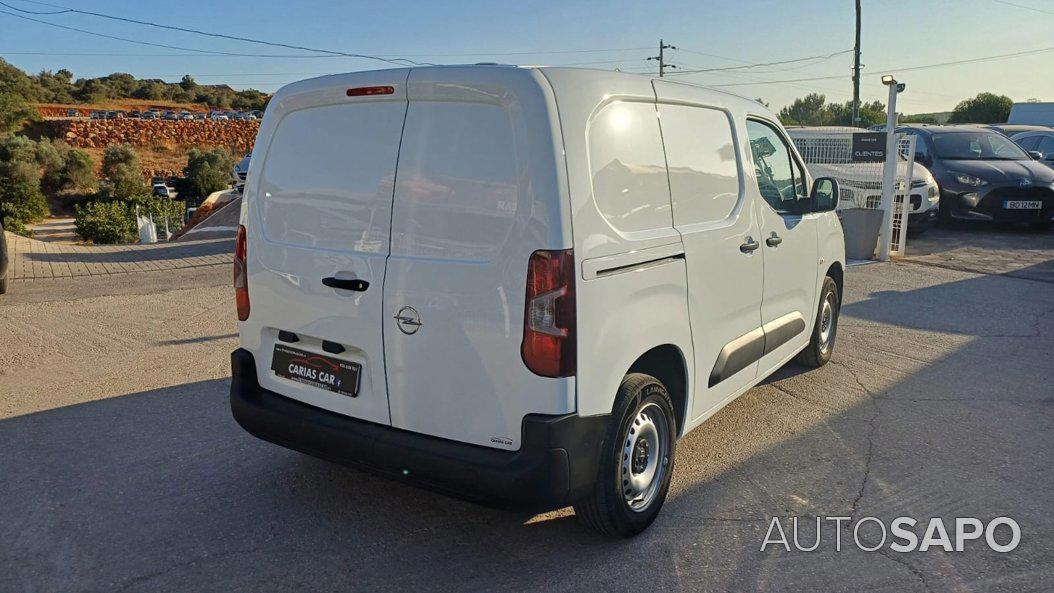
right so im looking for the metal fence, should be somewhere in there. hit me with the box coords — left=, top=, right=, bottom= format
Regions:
left=790, top=128, right=916, bottom=259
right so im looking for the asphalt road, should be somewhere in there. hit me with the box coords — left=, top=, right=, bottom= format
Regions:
left=1, top=228, right=1052, bottom=592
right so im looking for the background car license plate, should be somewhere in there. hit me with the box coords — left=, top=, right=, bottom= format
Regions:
left=271, top=344, right=360, bottom=397
left=1004, top=200, right=1042, bottom=210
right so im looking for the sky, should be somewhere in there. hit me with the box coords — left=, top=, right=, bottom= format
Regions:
left=1, top=0, right=1052, bottom=114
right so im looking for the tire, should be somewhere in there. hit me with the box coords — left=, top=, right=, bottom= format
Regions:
left=796, top=276, right=840, bottom=368
left=574, top=373, right=677, bottom=538
left=936, top=197, right=953, bottom=227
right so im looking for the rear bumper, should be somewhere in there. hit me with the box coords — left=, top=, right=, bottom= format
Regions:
left=230, top=348, right=607, bottom=511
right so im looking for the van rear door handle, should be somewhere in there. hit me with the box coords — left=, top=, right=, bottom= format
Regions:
left=740, top=237, right=760, bottom=253
left=766, top=233, right=783, bottom=247
left=322, top=277, right=369, bottom=291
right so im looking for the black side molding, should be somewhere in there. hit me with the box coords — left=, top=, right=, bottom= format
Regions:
left=708, top=312, right=807, bottom=388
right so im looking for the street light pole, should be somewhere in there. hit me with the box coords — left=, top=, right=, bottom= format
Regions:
left=852, top=0, right=862, bottom=126
left=877, top=74, right=905, bottom=261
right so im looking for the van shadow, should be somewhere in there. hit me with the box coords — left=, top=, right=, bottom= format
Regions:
left=2, top=268, right=1053, bottom=592
left=25, top=238, right=233, bottom=265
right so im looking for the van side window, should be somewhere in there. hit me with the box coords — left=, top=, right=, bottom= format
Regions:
left=658, top=104, right=741, bottom=225
left=588, top=101, right=673, bottom=234
left=746, top=119, right=808, bottom=215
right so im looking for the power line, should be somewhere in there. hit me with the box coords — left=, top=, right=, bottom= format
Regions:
left=670, top=49, right=852, bottom=74
left=0, top=0, right=429, bottom=65
left=989, top=0, right=1054, bottom=16
left=681, top=45, right=1054, bottom=87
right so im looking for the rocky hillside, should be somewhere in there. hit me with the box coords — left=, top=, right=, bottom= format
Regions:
left=33, top=119, right=259, bottom=152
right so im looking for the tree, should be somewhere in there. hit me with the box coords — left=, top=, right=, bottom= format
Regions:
left=0, top=92, right=39, bottom=134
left=778, top=94, right=886, bottom=128
left=101, top=144, right=148, bottom=199
left=947, top=92, right=1013, bottom=124
left=183, top=147, right=235, bottom=199
left=779, top=93, right=828, bottom=126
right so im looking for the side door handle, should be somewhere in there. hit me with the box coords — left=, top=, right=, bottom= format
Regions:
left=322, top=277, right=369, bottom=291
left=740, top=237, right=760, bottom=253
left=766, top=233, right=783, bottom=247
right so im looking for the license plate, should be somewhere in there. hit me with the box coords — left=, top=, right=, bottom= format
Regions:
left=271, top=344, right=360, bottom=397
left=1004, top=200, right=1042, bottom=210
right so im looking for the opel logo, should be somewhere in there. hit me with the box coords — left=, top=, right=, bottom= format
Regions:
left=1018, top=178, right=1032, bottom=188
left=394, top=306, right=423, bottom=335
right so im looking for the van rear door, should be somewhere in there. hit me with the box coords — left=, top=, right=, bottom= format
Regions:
left=382, top=67, right=573, bottom=450
left=244, top=71, right=409, bottom=426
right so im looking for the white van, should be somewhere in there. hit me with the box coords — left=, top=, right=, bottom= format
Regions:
left=230, top=66, right=845, bottom=537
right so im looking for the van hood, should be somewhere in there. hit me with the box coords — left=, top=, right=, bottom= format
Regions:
left=940, top=159, right=1054, bottom=185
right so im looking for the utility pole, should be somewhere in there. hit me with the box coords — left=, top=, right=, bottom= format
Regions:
left=648, top=39, right=677, bottom=77
left=851, top=0, right=862, bottom=126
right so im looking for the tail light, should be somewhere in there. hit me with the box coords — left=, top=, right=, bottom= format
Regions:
left=521, top=249, right=576, bottom=377
left=234, top=224, right=250, bottom=321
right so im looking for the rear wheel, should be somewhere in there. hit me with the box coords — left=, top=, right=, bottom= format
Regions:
left=574, top=373, right=676, bottom=538
left=796, top=276, right=840, bottom=368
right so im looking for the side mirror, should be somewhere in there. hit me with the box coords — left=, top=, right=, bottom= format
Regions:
left=1027, top=150, right=1044, bottom=160
left=810, top=177, right=839, bottom=213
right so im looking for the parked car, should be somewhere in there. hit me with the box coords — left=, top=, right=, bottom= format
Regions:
left=127, top=110, right=142, bottom=118
left=66, top=108, right=78, bottom=118
left=232, top=152, right=250, bottom=192
left=787, top=127, right=940, bottom=232
left=230, top=66, right=846, bottom=537
left=151, top=176, right=166, bottom=186
left=1012, top=131, right=1054, bottom=170
left=162, top=110, right=178, bottom=121
left=105, top=111, right=118, bottom=119
left=0, top=218, right=8, bottom=295
left=152, top=185, right=170, bottom=198
left=899, top=125, right=1054, bottom=229
left=89, top=110, right=102, bottom=119
left=210, top=111, right=229, bottom=121
left=180, top=111, right=195, bottom=121
left=194, top=112, right=207, bottom=120
left=141, top=110, right=158, bottom=120
left=251, top=110, right=264, bottom=119
left=983, top=123, right=1052, bottom=137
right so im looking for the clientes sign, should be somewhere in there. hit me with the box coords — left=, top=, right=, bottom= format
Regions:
left=761, top=516, right=1021, bottom=553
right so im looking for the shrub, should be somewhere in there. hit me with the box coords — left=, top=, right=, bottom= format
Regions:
left=64, top=148, right=97, bottom=193
left=0, top=92, right=38, bottom=134
left=0, top=134, right=49, bottom=232
left=74, top=199, right=137, bottom=244
left=73, top=194, right=186, bottom=244
left=183, top=147, right=235, bottom=200
left=101, top=143, right=148, bottom=199
left=0, top=182, right=49, bottom=235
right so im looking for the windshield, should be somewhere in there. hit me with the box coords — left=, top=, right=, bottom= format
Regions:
left=932, top=131, right=1030, bottom=160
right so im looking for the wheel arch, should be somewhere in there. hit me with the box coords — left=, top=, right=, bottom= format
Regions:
left=826, top=260, right=843, bottom=299
left=627, top=344, right=689, bottom=437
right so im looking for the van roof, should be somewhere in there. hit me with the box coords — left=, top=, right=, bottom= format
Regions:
left=271, top=64, right=767, bottom=114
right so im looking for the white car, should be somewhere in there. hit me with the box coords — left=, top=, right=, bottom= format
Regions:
left=230, top=66, right=845, bottom=537
left=232, top=152, right=250, bottom=191
left=788, top=127, right=940, bottom=232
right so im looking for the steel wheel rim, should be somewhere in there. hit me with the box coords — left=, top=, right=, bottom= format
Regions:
left=818, top=292, right=837, bottom=354
left=619, top=402, right=670, bottom=513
